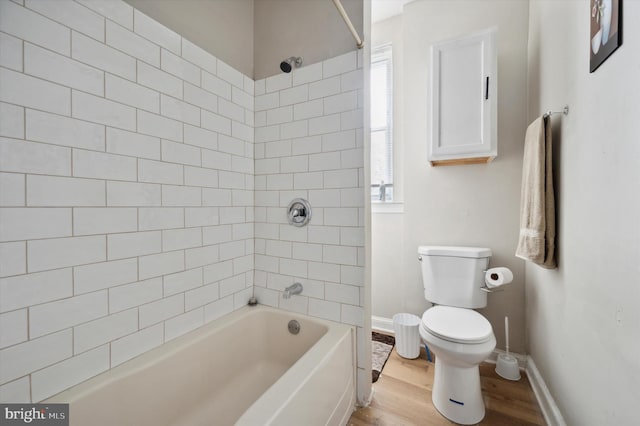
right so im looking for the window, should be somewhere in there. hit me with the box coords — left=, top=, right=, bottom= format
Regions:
left=371, top=45, right=393, bottom=201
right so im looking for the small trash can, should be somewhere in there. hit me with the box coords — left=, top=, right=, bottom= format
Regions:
left=392, top=313, right=421, bottom=359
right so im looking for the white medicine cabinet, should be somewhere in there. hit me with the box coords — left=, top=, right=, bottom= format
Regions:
left=428, top=27, right=497, bottom=166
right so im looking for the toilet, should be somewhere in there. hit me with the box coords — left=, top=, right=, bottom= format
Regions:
left=417, top=246, right=496, bottom=425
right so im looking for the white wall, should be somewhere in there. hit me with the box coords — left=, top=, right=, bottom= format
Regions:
left=0, top=0, right=255, bottom=402
left=526, top=1, right=640, bottom=424
left=371, top=0, right=530, bottom=353
left=252, top=51, right=367, bottom=401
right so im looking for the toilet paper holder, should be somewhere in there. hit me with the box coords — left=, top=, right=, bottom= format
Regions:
left=480, top=269, right=506, bottom=293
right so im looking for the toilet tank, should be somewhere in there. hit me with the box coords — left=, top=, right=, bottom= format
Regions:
left=418, top=246, right=491, bottom=309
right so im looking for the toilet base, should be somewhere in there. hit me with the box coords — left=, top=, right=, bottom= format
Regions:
left=432, top=358, right=485, bottom=425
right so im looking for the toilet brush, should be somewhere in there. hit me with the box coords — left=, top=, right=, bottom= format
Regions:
left=495, top=316, right=521, bottom=380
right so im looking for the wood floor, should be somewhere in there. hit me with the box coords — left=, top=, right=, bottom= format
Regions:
left=349, top=347, right=545, bottom=426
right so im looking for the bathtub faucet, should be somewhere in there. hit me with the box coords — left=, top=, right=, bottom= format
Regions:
left=283, top=282, right=303, bottom=299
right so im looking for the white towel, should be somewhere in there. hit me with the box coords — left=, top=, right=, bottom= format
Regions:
left=515, top=116, right=556, bottom=268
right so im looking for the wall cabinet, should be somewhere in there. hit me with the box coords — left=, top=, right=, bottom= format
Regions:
left=428, top=28, right=497, bottom=166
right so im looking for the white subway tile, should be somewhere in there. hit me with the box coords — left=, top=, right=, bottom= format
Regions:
left=231, top=190, right=252, bottom=207
left=204, top=295, right=233, bottom=323
left=280, top=120, right=308, bottom=140
left=185, top=282, right=219, bottom=310
left=255, top=125, right=279, bottom=144
left=106, top=19, right=159, bottom=66
left=308, top=261, right=340, bottom=282
left=203, top=260, right=233, bottom=283
left=255, top=92, right=279, bottom=112
left=0, top=68, right=70, bottom=115
left=291, top=242, right=323, bottom=262
left=340, top=188, right=364, bottom=208
left=308, top=76, right=341, bottom=100
left=322, top=129, right=355, bottom=152
left=308, top=226, right=340, bottom=245
left=323, top=207, right=359, bottom=226
left=293, top=172, right=324, bottom=190
left=105, top=73, right=160, bottom=113
left=0, top=0, right=70, bottom=55
left=324, top=169, right=358, bottom=189
left=0, top=377, right=30, bottom=403
left=184, top=125, right=217, bottom=150
left=25, top=42, right=104, bottom=96
left=202, top=188, right=232, bottom=207
left=233, top=255, right=252, bottom=275
left=292, top=62, right=322, bottom=86
left=232, top=223, right=252, bottom=240
left=28, top=236, right=105, bottom=274
left=161, top=185, right=201, bottom=207
left=0, top=330, right=71, bottom=384
left=340, top=109, right=363, bottom=130
left=137, top=110, right=183, bottom=142
left=254, top=79, right=265, bottom=96
left=279, top=258, right=308, bottom=278
left=31, top=345, right=109, bottom=402
left=107, top=231, right=161, bottom=260
left=184, top=83, right=217, bottom=114
left=294, top=99, right=324, bottom=121
left=72, top=91, right=136, bottom=131
left=218, top=171, right=245, bottom=189
left=134, top=10, right=181, bottom=55
left=29, top=290, right=108, bottom=338
left=280, top=85, right=308, bottom=107
left=139, top=293, right=183, bottom=328
left=0, top=30, right=23, bottom=72
left=137, top=62, right=183, bottom=99
left=72, top=31, right=135, bottom=81
left=202, top=71, right=231, bottom=100
left=341, top=69, right=363, bottom=91
left=278, top=293, right=308, bottom=314
left=107, top=127, right=160, bottom=160
left=324, top=91, right=358, bottom=114
left=309, top=114, right=341, bottom=136
left=266, top=174, right=293, bottom=191
left=184, top=166, right=218, bottom=188
left=217, top=60, right=244, bottom=89
left=309, top=189, right=341, bottom=207
left=218, top=98, right=244, bottom=122
left=161, top=49, right=199, bottom=85
left=232, top=155, right=253, bottom=174
left=232, top=121, right=253, bottom=143
left=109, top=277, right=162, bottom=313
left=73, top=149, right=137, bottom=181
left=0, top=103, right=23, bottom=139
left=138, top=159, right=183, bottom=185
left=279, top=225, right=307, bottom=243
left=74, top=309, right=137, bottom=354
left=161, top=140, right=201, bottom=167
left=76, top=0, right=133, bottom=30
left=323, top=245, right=358, bottom=266
left=201, top=110, right=231, bottom=135
left=309, top=151, right=341, bottom=172
left=165, top=308, right=203, bottom=341
left=0, top=268, right=71, bottom=313
left=74, top=258, right=137, bottom=294
left=218, top=135, right=245, bottom=156
left=323, top=51, right=357, bottom=77
left=138, top=207, right=183, bottom=231
left=341, top=265, right=363, bottom=286
left=185, top=244, right=219, bottom=269
left=163, top=267, right=202, bottom=296
left=181, top=39, right=216, bottom=74
left=340, top=227, right=364, bottom=246
left=26, top=0, right=104, bottom=42
left=0, top=208, right=71, bottom=242
left=292, top=135, right=322, bottom=155
left=232, top=86, right=253, bottom=111
left=0, top=309, right=27, bottom=349
left=308, top=298, right=341, bottom=322
left=160, top=94, right=200, bottom=127
left=111, top=323, right=163, bottom=367
left=266, top=106, right=293, bottom=126
left=254, top=191, right=278, bottom=207
left=106, top=181, right=160, bottom=207
left=139, top=250, right=184, bottom=280
left=254, top=254, right=278, bottom=273
left=341, top=303, right=363, bottom=327
left=219, top=207, right=246, bottom=225
left=0, top=241, right=26, bottom=278
left=254, top=159, right=278, bottom=175
left=27, top=175, right=104, bottom=207
left=162, top=227, right=202, bottom=251
left=0, top=137, right=70, bottom=176
left=265, top=73, right=291, bottom=93
left=254, top=112, right=266, bottom=128
left=0, top=173, right=24, bottom=207
left=26, top=109, right=105, bottom=151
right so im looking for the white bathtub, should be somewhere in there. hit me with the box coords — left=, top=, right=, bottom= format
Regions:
left=46, top=305, right=356, bottom=426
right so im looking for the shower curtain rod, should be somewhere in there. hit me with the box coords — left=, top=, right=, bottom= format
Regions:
left=332, top=0, right=364, bottom=49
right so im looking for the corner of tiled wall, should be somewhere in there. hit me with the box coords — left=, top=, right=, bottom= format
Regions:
left=252, top=49, right=367, bottom=401
left=0, top=0, right=254, bottom=402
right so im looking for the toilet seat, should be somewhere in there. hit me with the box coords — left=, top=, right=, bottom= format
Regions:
left=422, top=306, right=493, bottom=344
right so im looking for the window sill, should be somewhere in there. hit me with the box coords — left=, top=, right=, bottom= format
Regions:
left=372, top=201, right=404, bottom=214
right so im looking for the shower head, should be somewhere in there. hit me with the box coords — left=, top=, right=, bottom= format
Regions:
left=280, top=56, right=303, bottom=73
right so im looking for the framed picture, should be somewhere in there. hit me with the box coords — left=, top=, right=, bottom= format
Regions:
left=590, top=0, right=622, bottom=72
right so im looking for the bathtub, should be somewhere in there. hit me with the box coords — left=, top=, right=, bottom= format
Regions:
left=46, top=305, right=356, bottom=426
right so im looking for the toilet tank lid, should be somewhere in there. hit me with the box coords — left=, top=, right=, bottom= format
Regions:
left=418, top=246, right=492, bottom=258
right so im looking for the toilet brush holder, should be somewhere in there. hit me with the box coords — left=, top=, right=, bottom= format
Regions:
left=496, top=353, right=521, bottom=381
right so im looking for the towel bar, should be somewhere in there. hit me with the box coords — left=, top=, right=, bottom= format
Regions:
left=543, top=105, right=569, bottom=119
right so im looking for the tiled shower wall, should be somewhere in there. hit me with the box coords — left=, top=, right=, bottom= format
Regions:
left=0, top=0, right=255, bottom=402
left=252, top=52, right=366, bottom=398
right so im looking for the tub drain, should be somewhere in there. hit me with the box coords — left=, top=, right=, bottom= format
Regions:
left=288, top=320, right=300, bottom=335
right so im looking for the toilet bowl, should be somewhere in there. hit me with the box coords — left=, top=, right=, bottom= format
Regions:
left=419, top=306, right=496, bottom=425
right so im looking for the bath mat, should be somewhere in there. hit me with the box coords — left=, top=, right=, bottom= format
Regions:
left=372, top=332, right=395, bottom=383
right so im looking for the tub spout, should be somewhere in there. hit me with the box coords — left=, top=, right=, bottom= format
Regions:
left=283, top=282, right=303, bottom=299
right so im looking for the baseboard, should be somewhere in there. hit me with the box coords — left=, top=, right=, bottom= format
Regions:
left=526, top=356, right=567, bottom=426
left=486, top=349, right=528, bottom=369
left=371, top=315, right=394, bottom=334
